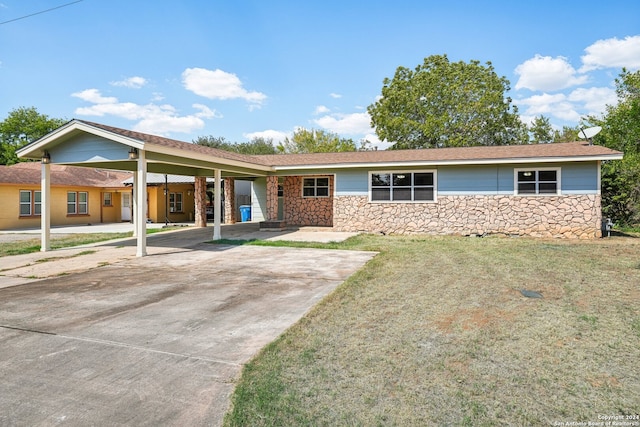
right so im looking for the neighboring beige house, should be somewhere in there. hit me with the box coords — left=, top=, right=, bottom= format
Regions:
left=0, top=162, right=131, bottom=230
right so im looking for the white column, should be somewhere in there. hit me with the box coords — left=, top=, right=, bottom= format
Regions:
left=135, top=150, right=147, bottom=256
left=213, top=168, right=222, bottom=240
left=40, top=162, right=51, bottom=252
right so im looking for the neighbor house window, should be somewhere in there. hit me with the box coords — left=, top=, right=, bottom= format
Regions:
left=169, top=192, right=183, bottom=213
left=103, top=192, right=112, bottom=206
left=303, top=177, right=329, bottom=197
left=515, top=168, right=560, bottom=195
left=67, top=191, right=88, bottom=214
left=370, top=171, right=436, bottom=202
left=19, top=190, right=41, bottom=216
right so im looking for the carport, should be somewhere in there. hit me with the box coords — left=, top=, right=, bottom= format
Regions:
left=16, top=120, right=273, bottom=256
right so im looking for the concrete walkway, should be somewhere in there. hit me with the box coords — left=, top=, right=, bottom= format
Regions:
left=0, top=222, right=361, bottom=288
left=0, top=224, right=374, bottom=426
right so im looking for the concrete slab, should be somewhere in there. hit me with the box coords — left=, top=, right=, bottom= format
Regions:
left=0, top=228, right=376, bottom=426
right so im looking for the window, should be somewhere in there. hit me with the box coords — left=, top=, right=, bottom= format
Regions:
left=169, top=192, right=183, bottom=213
left=515, top=168, right=559, bottom=195
left=370, top=171, right=436, bottom=202
left=103, top=192, right=112, bottom=206
left=303, top=177, right=329, bottom=197
left=19, top=190, right=41, bottom=216
left=67, top=191, right=88, bottom=215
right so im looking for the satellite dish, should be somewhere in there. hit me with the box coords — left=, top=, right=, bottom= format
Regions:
left=578, top=126, right=602, bottom=140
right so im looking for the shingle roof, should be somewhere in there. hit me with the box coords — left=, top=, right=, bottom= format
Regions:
left=253, top=141, right=622, bottom=168
left=77, top=120, right=262, bottom=164
left=0, top=162, right=131, bottom=187
left=78, top=120, right=622, bottom=168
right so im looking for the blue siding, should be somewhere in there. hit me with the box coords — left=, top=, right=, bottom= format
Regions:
left=51, top=134, right=129, bottom=163
left=335, top=170, right=368, bottom=196
left=561, top=162, right=598, bottom=194
left=439, top=165, right=511, bottom=195
left=334, top=162, right=600, bottom=197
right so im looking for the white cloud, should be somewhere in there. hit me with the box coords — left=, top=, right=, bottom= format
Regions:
left=71, top=88, right=219, bottom=136
left=182, top=67, right=266, bottom=107
left=517, top=93, right=581, bottom=123
left=580, top=35, right=640, bottom=72
left=567, top=87, right=617, bottom=117
left=110, top=76, right=147, bottom=89
left=72, top=88, right=118, bottom=104
left=312, top=112, right=372, bottom=135
left=243, top=129, right=289, bottom=144
left=314, top=105, right=330, bottom=115
left=329, top=93, right=342, bottom=99
left=515, top=55, right=588, bottom=91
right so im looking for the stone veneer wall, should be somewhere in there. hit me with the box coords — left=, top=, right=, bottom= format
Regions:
left=283, top=176, right=334, bottom=226
left=333, top=194, right=602, bottom=239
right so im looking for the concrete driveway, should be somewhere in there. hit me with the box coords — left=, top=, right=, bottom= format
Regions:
left=0, top=227, right=375, bottom=426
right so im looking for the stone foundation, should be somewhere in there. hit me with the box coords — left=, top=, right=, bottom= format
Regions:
left=333, top=195, right=602, bottom=239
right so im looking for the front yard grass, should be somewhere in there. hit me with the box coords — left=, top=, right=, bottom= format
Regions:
left=224, top=234, right=640, bottom=426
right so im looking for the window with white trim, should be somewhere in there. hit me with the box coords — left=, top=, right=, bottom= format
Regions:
left=67, top=191, right=88, bottom=214
left=515, top=168, right=560, bottom=195
left=19, top=190, right=41, bottom=216
left=370, top=171, right=436, bottom=202
left=303, top=177, right=329, bottom=197
left=169, top=192, right=183, bottom=212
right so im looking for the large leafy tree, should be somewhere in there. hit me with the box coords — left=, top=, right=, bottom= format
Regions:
left=368, top=54, right=527, bottom=149
left=588, top=68, right=640, bottom=226
left=0, top=107, right=66, bottom=165
left=194, top=135, right=277, bottom=154
left=276, top=128, right=357, bottom=153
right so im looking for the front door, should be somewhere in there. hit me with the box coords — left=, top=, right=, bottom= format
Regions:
left=121, top=192, right=132, bottom=222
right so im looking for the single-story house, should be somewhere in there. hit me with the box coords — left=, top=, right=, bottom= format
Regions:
left=0, top=162, right=131, bottom=230
left=16, top=119, right=623, bottom=256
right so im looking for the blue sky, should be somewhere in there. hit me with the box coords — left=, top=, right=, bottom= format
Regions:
left=1, top=1, right=639, bottom=149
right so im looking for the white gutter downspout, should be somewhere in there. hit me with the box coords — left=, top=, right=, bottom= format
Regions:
left=41, top=162, right=51, bottom=252
left=213, top=168, right=222, bottom=240
left=135, top=150, right=147, bottom=257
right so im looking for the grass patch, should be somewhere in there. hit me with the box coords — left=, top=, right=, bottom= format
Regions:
left=224, top=234, right=640, bottom=426
left=0, top=227, right=182, bottom=257
left=34, top=250, right=97, bottom=264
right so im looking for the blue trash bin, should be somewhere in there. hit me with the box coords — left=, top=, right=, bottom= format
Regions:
left=239, top=205, right=251, bottom=222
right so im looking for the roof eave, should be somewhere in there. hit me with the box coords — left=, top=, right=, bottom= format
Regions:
left=272, top=154, right=624, bottom=170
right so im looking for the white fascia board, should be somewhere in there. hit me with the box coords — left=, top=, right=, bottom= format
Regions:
left=150, top=145, right=273, bottom=173
left=272, top=154, right=624, bottom=171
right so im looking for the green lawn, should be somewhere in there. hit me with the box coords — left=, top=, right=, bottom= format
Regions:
left=224, top=234, right=640, bottom=426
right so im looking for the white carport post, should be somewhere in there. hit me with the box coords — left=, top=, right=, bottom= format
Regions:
left=40, top=161, right=51, bottom=252
left=134, top=150, right=147, bottom=256
left=213, top=168, right=222, bottom=240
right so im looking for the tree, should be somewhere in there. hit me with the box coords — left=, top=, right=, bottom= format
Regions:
left=0, top=107, right=66, bottom=165
left=553, top=125, right=580, bottom=143
left=588, top=68, right=640, bottom=226
left=367, top=54, right=527, bottom=149
left=193, top=135, right=277, bottom=154
left=528, top=115, right=554, bottom=144
left=276, top=128, right=356, bottom=154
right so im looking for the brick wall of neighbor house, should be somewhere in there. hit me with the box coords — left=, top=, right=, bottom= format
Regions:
left=283, top=176, right=334, bottom=226
left=333, top=194, right=602, bottom=238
